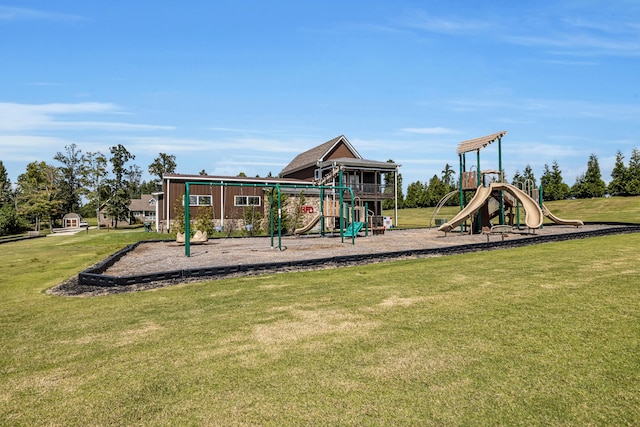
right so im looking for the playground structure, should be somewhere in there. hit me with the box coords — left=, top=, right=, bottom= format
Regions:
left=293, top=199, right=380, bottom=237
left=436, top=131, right=583, bottom=234
left=182, top=180, right=373, bottom=256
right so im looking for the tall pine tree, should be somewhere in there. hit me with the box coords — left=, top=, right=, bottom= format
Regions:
left=540, top=161, right=569, bottom=201
left=608, top=151, right=628, bottom=196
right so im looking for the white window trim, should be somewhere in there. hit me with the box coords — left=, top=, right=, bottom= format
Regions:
left=188, top=195, right=213, bottom=206
left=234, top=195, right=261, bottom=207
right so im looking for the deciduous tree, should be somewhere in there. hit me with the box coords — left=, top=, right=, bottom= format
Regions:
left=148, top=153, right=177, bottom=190
left=17, top=161, right=62, bottom=231
left=54, top=143, right=83, bottom=214
left=105, top=144, right=136, bottom=228
left=80, top=151, right=108, bottom=227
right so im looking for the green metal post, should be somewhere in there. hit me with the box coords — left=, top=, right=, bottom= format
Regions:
left=459, top=154, right=464, bottom=211
left=339, top=169, right=344, bottom=243
left=320, top=187, right=325, bottom=237
left=185, top=182, right=191, bottom=257
left=459, top=154, right=464, bottom=233
left=539, top=185, right=544, bottom=229
left=351, top=197, right=355, bottom=245
left=476, top=149, right=482, bottom=233
left=365, top=202, right=369, bottom=237
left=498, top=136, right=505, bottom=224
left=277, top=184, right=282, bottom=250
left=269, top=189, right=274, bottom=248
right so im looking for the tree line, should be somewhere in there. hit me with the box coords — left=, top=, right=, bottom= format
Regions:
left=383, top=148, right=640, bottom=209
left=2, top=144, right=640, bottom=236
left=0, top=144, right=177, bottom=235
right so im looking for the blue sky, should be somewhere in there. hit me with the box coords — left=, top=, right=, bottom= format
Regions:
left=1, top=1, right=639, bottom=191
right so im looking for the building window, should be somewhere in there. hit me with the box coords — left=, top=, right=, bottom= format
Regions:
left=234, top=195, right=261, bottom=206
left=189, top=195, right=212, bottom=206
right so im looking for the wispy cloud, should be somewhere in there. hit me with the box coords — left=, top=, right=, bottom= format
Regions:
left=0, top=6, right=86, bottom=22
left=0, top=102, right=172, bottom=132
left=400, top=127, right=461, bottom=135
left=392, top=7, right=640, bottom=57
left=447, top=97, right=640, bottom=122
left=397, top=9, right=490, bottom=35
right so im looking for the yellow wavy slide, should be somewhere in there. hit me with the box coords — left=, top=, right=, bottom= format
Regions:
left=438, top=183, right=544, bottom=232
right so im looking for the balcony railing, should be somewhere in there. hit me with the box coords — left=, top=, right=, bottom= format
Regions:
left=344, top=183, right=395, bottom=198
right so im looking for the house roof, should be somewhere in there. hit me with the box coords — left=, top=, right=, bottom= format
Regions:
left=129, top=194, right=155, bottom=212
left=279, top=135, right=361, bottom=176
left=457, top=131, right=507, bottom=155
left=162, top=174, right=311, bottom=186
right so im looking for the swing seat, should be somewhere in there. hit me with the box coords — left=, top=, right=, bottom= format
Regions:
left=176, top=230, right=208, bottom=244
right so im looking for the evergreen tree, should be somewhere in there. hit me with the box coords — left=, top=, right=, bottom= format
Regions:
left=425, top=174, right=446, bottom=207
left=382, top=159, right=404, bottom=209
left=404, top=181, right=425, bottom=208
left=511, top=170, right=523, bottom=188
left=540, top=161, right=570, bottom=201
left=0, top=160, right=11, bottom=207
left=138, top=180, right=158, bottom=195
left=522, top=164, right=537, bottom=189
left=572, top=154, right=606, bottom=198
left=608, top=151, right=628, bottom=196
left=626, top=147, right=640, bottom=196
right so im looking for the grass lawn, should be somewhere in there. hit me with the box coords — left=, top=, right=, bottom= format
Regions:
left=1, top=220, right=640, bottom=425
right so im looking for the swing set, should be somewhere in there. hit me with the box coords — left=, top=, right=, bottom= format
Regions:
left=183, top=181, right=358, bottom=256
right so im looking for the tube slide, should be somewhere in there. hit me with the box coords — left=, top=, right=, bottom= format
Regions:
left=437, top=186, right=492, bottom=232
left=438, top=183, right=544, bottom=232
left=294, top=213, right=321, bottom=235
left=542, top=205, right=584, bottom=226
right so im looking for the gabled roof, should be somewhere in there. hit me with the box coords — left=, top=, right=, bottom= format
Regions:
left=280, top=135, right=361, bottom=176
left=457, top=131, right=507, bottom=155
left=129, top=194, right=155, bottom=212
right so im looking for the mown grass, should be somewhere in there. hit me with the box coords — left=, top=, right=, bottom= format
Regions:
left=1, top=201, right=640, bottom=425
left=385, top=195, right=640, bottom=228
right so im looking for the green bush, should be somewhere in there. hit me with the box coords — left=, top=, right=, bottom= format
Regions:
left=0, top=205, right=28, bottom=236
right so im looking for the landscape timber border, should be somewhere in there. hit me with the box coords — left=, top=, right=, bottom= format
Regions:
left=76, top=223, right=640, bottom=289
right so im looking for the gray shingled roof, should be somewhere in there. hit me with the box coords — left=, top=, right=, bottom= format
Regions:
left=280, top=135, right=360, bottom=176
left=129, top=194, right=155, bottom=212
left=457, top=131, right=507, bottom=155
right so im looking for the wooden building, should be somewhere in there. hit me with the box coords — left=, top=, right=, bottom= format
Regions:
left=154, top=135, right=400, bottom=233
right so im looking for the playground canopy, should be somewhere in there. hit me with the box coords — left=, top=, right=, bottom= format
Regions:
left=457, top=131, right=507, bottom=155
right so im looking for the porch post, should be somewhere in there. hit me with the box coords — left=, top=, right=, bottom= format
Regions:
left=394, top=167, right=399, bottom=227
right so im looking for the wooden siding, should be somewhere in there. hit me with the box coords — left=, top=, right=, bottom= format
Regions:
left=325, top=141, right=356, bottom=160
left=161, top=181, right=266, bottom=228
